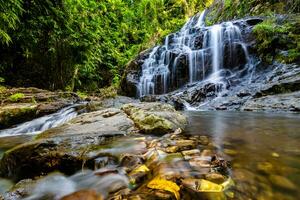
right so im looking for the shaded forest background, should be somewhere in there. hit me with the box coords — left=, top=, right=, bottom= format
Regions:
left=0, top=0, right=299, bottom=92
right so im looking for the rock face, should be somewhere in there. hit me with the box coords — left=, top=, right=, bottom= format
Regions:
left=141, top=62, right=300, bottom=112
left=122, top=103, right=187, bottom=134
left=119, top=49, right=154, bottom=97
left=0, top=102, right=187, bottom=181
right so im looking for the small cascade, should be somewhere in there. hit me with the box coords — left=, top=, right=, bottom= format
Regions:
left=0, top=104, right=83, bottom=137
left=137, top=10, right=253, bottom=97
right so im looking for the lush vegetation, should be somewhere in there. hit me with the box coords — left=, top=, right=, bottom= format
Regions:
left=0, top=0, right=212, bottom=91
left=253, top=16, right=300, bottom=64
left=206, top=0, right=300, bottom=24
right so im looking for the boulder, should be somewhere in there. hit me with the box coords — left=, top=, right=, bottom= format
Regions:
left=60, top=190, right=103, bottom=200
left=0, top=104, right=38, bottom=129
left=122, top=103, right=187, bottom=135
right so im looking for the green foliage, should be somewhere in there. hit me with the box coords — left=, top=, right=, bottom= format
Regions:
left=9, top=93, right=25, bottom=102
left=98, top=86, right=118, bottom=99
left=76, top=91, right=87, bottom=99
left=206, top=0, right=300, bottom=24
left=253, top=16, right=300, bottom=64
left=0, top=0, right=210, bottom=91
left=0, top=0, right=23, bottom=45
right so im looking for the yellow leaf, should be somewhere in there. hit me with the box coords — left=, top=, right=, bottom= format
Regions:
left=131, top=164, right=150, bottom=174
left=147, top=177, right=180, bottom=200
left=196, top=179, right=223, bottom=192
left=221, top=177, right=235, bottom=191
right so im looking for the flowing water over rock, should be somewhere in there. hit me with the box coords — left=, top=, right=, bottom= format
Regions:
left=0, top=104, right=83, bottom=137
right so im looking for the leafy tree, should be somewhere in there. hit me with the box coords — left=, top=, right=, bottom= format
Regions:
left=0, top=0, right=211, bottom=91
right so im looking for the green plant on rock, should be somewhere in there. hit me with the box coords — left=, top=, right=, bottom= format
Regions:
left=76, top=91, right=88, bottom=99
left=8, top=93, right=25, bottom=102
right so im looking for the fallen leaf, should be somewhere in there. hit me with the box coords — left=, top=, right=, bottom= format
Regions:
left=147, top=176, right=180, bottom=200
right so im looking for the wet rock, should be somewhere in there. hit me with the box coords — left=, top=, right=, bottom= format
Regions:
left=269, top=175, right=297, bottom=191
left=205, top=173, right=226, bottom=184
left=100, top=96, right=140, bottom=109
left=3, top=179, right=36, bottom=200
left=0, top=108, right=134, bottom=181
left=198, top=136, right=209, bottom=145
left=181, top=178, right=227, bottom=200
left=223, top=149, right=238, bottom=156
left=122, top=103, right=187, bottom=135
left=257, top=162, right=274, bottom=174
left=242, top=91, right=300, bottom=112
left=189, top=156, right=211, bottom=169
left=211, top=155, right=230, bottom=174
left=94, top=167, right=119, bottom=177
left=181, top=149, right=200, bottom=157
left=165, top=146, right=179, bottom=153
left=0, top=104, right=38, bottom=129
left=94, top=157, right=117, bottom=169
left=233, top=169, right=256, bottom=183
left=119, top=49, right=153, bottom=97
left=120, top=154, right=144, bottom=172
left=201, top=149, right=213, bottom=156
left=60, top=190, right=103, bottom=200
left=175, top=140, right=197, bottom=151
left=129, top=165, right=150, bottom=186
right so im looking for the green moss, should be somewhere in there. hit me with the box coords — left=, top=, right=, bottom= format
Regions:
left=8, top=93, right=25, bottom=102
left=0, top=105, right=38, bottom=128
left=99, top=86, right=118, bottom=99
left=0, top=86, right=6, bottom=93
left=76, top=91, right=88, bottom=99
left=253, top=16, right=300, bottom=64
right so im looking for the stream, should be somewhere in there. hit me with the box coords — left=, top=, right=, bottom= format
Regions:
left=186, top=111, right=300, bottom=200
left=0, top=111, right=299, bottom=199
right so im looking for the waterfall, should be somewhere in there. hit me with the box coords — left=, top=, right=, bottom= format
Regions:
left=137, top=10, right=252, bottom=97
left=209, top=25, right=223, bottom=82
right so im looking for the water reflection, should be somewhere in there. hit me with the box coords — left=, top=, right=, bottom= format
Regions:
left=185, top=111, right=300, bottom=200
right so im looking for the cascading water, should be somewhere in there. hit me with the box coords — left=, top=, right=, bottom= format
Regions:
left=0, top=104, right=83, bottom=137
left=137, top=10, right=254, bottom=98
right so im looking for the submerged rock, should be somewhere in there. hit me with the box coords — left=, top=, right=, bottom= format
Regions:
left=60, top=190, right=103, bottom=200
left=269, top=175, right=297, bottom=191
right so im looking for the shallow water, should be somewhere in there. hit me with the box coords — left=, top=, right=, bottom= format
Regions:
left=185, top=111, right=300, bottom=200
left=0, top=111, right=299, bottom=199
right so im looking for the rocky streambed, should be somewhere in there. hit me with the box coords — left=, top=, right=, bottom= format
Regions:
left=0, top=97, right=234, bottom=200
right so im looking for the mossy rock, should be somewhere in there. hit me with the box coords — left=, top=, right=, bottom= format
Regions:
left=0, top=104, right=38, bottom=129
left=122, top=103, right=187, bottom=135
